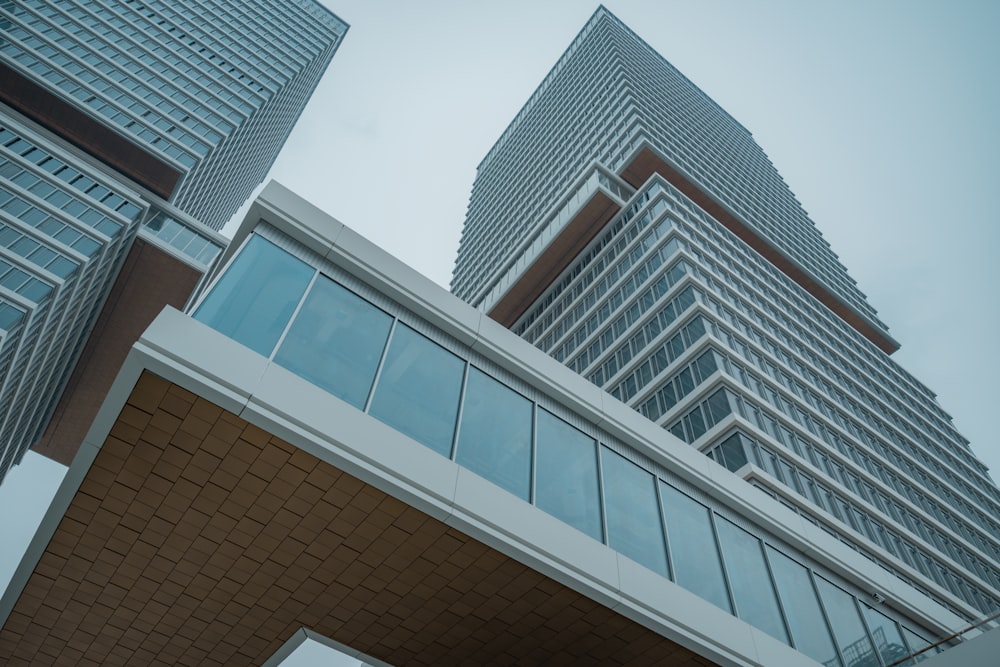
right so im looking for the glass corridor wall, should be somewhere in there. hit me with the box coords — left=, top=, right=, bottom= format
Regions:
left=192, top=232, right=943, bottom=667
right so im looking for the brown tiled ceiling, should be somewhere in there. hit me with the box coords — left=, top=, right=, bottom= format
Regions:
left=0, top=372, right=719, bottom=666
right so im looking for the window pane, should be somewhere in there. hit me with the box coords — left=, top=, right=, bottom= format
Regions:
left=368, top=324, right=463, bottom=456
left=456, top=368, right=532, bottom=500
left=601, top=448, right=667, bottom=575
left=815, top=577, right=876, bottom=667
left=862, top=604, right=910, bottom=667
left=767, top=547, right=840, bottom=666
left=273, top=275, right=392, bottom=409
left=535, top=410, right=602, bottom=541
left=716, top=518, right=788, bottom=643
left=659, top=482, right=731, bottom=612
left=716, top=432, right=749, bottom=472
left=194, top=235, right=313, bottom=356
left=901, top=627, right=937, bottom=663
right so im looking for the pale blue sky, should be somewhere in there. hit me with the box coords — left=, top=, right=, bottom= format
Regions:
left=1, top=2, right=997, bottom=657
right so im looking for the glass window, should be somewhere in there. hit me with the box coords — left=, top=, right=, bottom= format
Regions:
left=535, top=410, right=602, bottom=540
left=455, top=368, right=532, bottom=500
left=716, top=432, right=749, bottom=472
left=901, top=627, right=937, bottom=663
left=861, top=605, right=910, bottom=667
left=601, top=448, right=667, bottom=575
left=273, top=275, right=392, bottom=409
left=815, top=577, right=876, bottom=667
left=767, top=547, right=840, bottom=666
left=659, top=483, right=731, bottom=612
left=194, top=235, right=313, bottom=356
left=716, top=518, right=788, bottom=643
left=368, top=324, right=464, bottom=456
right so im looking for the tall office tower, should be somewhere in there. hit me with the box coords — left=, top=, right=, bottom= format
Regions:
left=0, top=0, right=347, bottom=229
left=0, top=1, right=347, bottom=481
left=455, top=4, right=1000, bottom=639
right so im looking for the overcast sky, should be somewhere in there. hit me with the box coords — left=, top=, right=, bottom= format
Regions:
left=1, top=2, right=998, bottom=656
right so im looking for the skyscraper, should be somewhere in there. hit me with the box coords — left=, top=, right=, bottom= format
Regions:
left=0, top=0, right=347, bottom=481
left=455, top=3, right=999, bottom=635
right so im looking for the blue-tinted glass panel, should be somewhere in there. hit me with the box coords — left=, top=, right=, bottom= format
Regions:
left=455, top=367, right=532, bottom=500
left=815, top=577, right=877, bottom=667
left=716, top=518, right=789, bottom=643
left=194, top=234, right=314, bottom=355
left=274, top=275, right=392, bottom=409
left=659, top=482, right=731, bottom=612
left=535, top=410, right=602, bottom=540
left=368, top=324, right=463, bottom=456
left=862, top=605, right=910, bottom=667
left=767, top=546, right=841, bottom=666
left=901, top=627, right=936, bottom=663
left=601, top=448, right=667, bottom=575
left=715, top=432, right=750, bottom=472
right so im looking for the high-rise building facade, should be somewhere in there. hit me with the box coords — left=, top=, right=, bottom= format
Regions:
left=1, top=0, right=346, bottom=229
left=455, top=2, right=999, bottom=644
left=0, top=1, right=347, bottom=481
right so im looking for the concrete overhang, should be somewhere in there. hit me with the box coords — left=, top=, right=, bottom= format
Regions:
left=0, top=309, right=792, bottom=666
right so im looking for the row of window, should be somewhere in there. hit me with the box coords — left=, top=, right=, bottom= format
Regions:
left=691, top=250, right=989, bottom=496
left=0, top=256, right=51, bottom=304
left=558, top=234, right=686, bottom=366
left=663, top=391, right=972, bottom=623
left=1, top=128, right=139, bottom=229
left=606, top=304, right=1000, bottom=619
left=141, top=213, right=222, bottom=267
left=707, top=311, right=1000, bottom=553
left=1, top=20, right=212, bottom=162
left=609, top=314, right=709, bottom=406
left=525, top=174, right=951, bottom=479
left=710, top=426, right=998, bottom=616
left=3, top=8, right=244, bottom=171
left=0, top=300, right=26, bottom=333
left=0, top=186, right=103, bottom=258
left=673, top=190, right=981, bottom=480
left=479, top=166, right=634, bottom=314
left=30, top=0, right=258, bottom=122
left=194, top=234, right=940, bottom=666
left=650, top=187, right=999, bottom=521
left=565, top=253, right=688, bottom=373
left=0, top=221, right=78, bottom=280
left=515, top=183, right=667, bottom=341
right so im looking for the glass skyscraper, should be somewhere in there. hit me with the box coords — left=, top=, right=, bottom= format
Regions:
left=0, top=1, right=347, bottom=481
left=455, top=4, right=999, bottom=654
